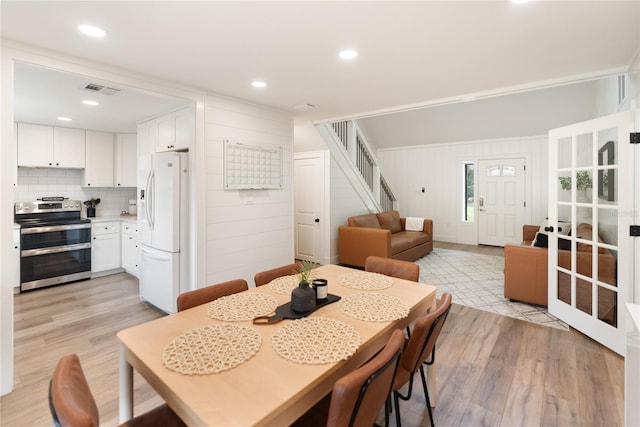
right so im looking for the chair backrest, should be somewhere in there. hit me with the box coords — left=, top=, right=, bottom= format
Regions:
left=364, top=256, right=420, bottom=282
left=326, top=329, right=405, bottom=427
left=177, top=279, right=248, bottom=311
left=399, top=293, right=452, bottom=377
left=254, top=262, right=302, bottom=287
left=49, top=354, right=100, bottom=427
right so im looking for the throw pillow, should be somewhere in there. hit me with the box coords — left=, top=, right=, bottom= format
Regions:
left=532, top=232, right=548, bottom=248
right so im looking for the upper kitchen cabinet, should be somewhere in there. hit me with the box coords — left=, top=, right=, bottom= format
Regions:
left=17, top=123, right=85, bottom=168
left=156, top=105, right=194, bottom=152
left=84, top=130, right=114, bottom=187
left=115, top=133, right=137, bottom=187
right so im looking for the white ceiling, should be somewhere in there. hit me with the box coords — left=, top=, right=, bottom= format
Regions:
left=2, top=1, right=639, bottom=141
left=13, top=62, right=190, bottom=133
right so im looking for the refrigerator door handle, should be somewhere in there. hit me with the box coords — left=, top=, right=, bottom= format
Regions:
left=145, top=170, right=155, bottom=231
left=140, top=247, right=170, bottom=261
left=150, top=171, right=155, bottom=230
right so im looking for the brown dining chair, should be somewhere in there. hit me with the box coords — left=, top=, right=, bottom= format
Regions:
left=49, top=353, right=186, bottom=427
left=391, top=293, right=452, bottom=427
left=364, top=256, right=420, bottom=282
left=177, top=279, right=248, bottom=311
left=290, top=329, right=405, bottom=427
left=254, top=262, right=302, bottom=287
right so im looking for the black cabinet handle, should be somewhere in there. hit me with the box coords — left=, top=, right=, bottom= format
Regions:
left=314, top=218, right=320, bottom=223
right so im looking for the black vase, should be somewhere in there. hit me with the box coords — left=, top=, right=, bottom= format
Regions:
left=291, top=282, right=316, bottom=313
left=86, top=207, right=96, bottom=218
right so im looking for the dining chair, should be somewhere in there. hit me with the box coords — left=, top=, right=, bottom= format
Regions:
left=49, top=353, right=186, bottom=427
left=390, top=293, right=452, bottom=427
left=254, top=262, right=302, bottom=287
left=177, top=279, right=248, bottom=311
left=326, top=329, right=405, bottom=427
left=364, top=256, right=420, bottom=282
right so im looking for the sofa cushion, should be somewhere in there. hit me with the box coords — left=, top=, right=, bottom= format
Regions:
left=348, top=213, right=381, bottom=229
left=393, top=231, right=430, bottom=246
left=389, top=235, right=415, bottom=255
left=532, top=232, right=548, bottom=248
left=377, top=211, right=403, bottom=233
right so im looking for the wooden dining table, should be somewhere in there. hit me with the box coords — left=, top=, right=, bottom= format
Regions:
left=117, top=264, right=438, bottom=426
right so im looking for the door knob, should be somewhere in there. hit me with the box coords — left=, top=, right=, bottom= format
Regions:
left=544, top=226, right=555, bottom=232
left=314, top=218, right=320, bottom=223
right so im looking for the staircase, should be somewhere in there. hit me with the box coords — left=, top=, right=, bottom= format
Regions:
left=316, top=120, right=397, bottom=213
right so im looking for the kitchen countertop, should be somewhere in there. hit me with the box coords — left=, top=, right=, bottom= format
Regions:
left=89, top=215, right=137, bottom=224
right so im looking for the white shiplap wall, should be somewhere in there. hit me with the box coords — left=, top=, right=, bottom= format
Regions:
left=204, top=95, right=294, bottom=287
left=329, top=152, right=372, bottom=264
left=378, top=135, right=549, bottom=244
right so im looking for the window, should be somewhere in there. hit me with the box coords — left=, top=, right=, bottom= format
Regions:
left=486, top=165, right=516, bottom=177
left=464, top=163, right=474, bottom=222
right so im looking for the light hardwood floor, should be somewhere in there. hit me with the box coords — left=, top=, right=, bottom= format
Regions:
left=1, top=247, right=624, bottom=426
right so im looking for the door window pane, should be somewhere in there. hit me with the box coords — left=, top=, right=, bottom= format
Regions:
left=464, top=163, right=474, bottom=222
left=576, top=133, right=593, bottom=168
left=558, top=137, right=572, bottom=169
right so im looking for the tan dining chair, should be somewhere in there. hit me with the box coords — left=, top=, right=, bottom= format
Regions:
left=391, top=293, right=452, bottom=427
left=254, top=262, right=302, bottom=287
left=177, top=279, right=248, bottom=311
left=292, top=329, right=405, bottom=427
left=364, top=256, right=420, bottom=282
left=49, top=353, right=186, bottom=427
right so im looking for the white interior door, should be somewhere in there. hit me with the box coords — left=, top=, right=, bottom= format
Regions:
left=294, top=152, right=326, bottom=263
left=548, top=111, right=634, bottom=356
left=478, top=158, right=526, bottom=246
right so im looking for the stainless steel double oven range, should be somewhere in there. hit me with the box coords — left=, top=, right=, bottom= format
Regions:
left=14, top=198, right=91, bottom=291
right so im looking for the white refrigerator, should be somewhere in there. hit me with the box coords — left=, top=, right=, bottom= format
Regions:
left=138, top=151, right=188, bottom=313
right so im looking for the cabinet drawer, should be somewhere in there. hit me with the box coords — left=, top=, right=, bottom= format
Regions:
left=92, top=221, right=121, bottom=235
left=122, top=223, right=138, bottom=236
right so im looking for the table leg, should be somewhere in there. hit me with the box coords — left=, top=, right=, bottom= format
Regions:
left=119, top=346, right=133, bottom=423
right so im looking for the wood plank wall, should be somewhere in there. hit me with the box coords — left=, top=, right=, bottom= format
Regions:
left=204, top=95, right=294, bottom=286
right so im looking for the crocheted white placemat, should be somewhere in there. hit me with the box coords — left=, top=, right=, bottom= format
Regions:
left=337, top=271, right=393, bottom=290
left=162, top=324, right=262, bottom=375
left=207, top=293, right=278, bottom=322
left=339, top=293, right=409, bottom=322
left=272, top=317, right=360, bottom=364
left=267, top=275, right=300, bottom=295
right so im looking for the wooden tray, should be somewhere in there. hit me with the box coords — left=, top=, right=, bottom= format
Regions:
left=253, top=294, right=341, bottom=324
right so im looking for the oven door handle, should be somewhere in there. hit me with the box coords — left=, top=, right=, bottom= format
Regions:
left=21, top=223, right=91, bottom=234
left=21, top=242, right=91, bottom=257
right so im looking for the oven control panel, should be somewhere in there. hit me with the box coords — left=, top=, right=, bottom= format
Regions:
left=15, top=200, right=83, bottom=214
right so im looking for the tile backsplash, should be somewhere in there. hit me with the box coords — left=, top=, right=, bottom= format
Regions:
left=14, top=168, right=136, bottom=217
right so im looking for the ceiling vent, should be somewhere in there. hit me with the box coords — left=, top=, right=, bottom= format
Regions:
left=83, top=83, right=122, bottom=95
left=292, top=103, right=317, bottom=112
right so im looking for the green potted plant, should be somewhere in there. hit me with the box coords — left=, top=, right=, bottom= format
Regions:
left=559, top=171, right=592, bottom=202
left=291, top=260, right=317, bottom=313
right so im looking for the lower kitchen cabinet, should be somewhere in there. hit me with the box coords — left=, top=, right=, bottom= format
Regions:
left=121, top=222, right=139, bottom=277
left=91, top=221, right=121, bottom=273
left=13, top=227, right=20, bottom=292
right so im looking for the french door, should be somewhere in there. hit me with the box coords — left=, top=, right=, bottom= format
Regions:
left=548, top=111, right=635, bottom=356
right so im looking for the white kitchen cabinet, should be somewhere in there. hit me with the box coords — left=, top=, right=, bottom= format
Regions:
left=115, top=133, right=137, bottom=187
left=91, top=221, right=121, bottom=273
left=84, top=130, right=114, bottom=187
left=53, top=127, right=85, bottom=168
left=121, top=222, right=139, bottom=277
left=17, top=123, right=85, bottom=168
left=156, top=106, right=194, bottom=152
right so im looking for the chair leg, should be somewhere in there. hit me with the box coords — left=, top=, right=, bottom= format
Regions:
left=385, top=395, right=391, bottom=427
left=419, top=366, right=434, bottom=427
left=393, top=391, right=402, bottom=427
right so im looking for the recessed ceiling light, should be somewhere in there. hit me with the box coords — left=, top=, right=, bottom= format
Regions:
left=82, top=100, right=100, bottom=106
left=57, top=117, right=73, bottom=122
left=339, top=50, right=358, bottom=60
left=78, top=24, right=106, bottom=38
left=251, top=81, right=267, bottom=88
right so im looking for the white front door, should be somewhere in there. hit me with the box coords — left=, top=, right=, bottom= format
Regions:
left=478, top=158, right=526, bottom=246
left=548, top=111, right=635, bottom=356
left=294, top=152, right=327, bottom=264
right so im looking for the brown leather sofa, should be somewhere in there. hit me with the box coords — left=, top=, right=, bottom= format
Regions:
left=504, top=223, right=617, bottom=324
left=338, top=210, right=433, bottom=268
